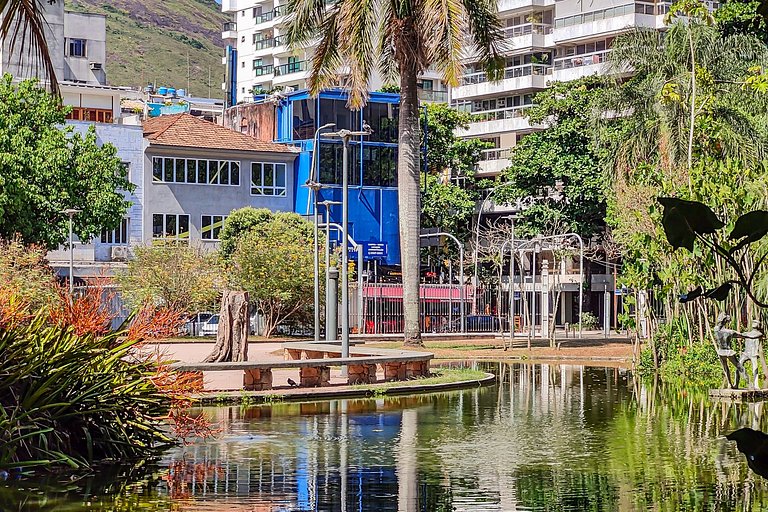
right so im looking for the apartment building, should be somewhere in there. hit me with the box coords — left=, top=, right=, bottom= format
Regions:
left=219, top=0, right=449, bottom=104
left=454, top=0, right=717, bottom=178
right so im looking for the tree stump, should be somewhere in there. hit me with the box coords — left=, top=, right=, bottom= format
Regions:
left=203, top=290, right=249, bottom=362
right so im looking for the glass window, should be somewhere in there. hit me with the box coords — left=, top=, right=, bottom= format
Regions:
left=197, top=160, right=208, bottom=183
left=251, top=162, right=287, bottom=196
left=153, top=214, right=190, bottom=241
left=68, top=38, right=86, bottom=57
left=100, top=218, right=129, bottom=244
left=363, top=146, right=397, bottom=187
left=220, top=162, right=230, bottom=185
left=186, top=160, right=196, bottom=183
left=318, top=142, right=361, bottom=185
left=208, top=160, right=220, bottom=184
left=163, top=158, right=174, bottom=182
left=364, top=102, right=399, bottom=143
left=292, top=99, right=316, bottom=140
left=201, top=215, right=228, bottom=241
left=175, top=159, right=185, bottom=182
left=152, top=157, right=162, bottom=182
left=319, top=98, right=359, bottom=133
left=231, top=162, right=240, bottom=185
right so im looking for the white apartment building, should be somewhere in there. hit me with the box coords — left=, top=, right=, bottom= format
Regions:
left=454, top=0, right=718, bottom=177
left=220, top=0, right=449, bottom=104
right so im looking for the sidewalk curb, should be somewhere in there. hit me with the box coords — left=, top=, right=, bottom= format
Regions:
left=196, top=372, right=497, bottom=405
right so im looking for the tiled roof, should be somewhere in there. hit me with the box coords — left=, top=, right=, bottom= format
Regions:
left=143, top=113, right=297, bottom=154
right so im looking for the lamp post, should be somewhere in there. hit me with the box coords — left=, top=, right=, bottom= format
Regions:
left=318, top=200, right=342, bottom=338
left=60, top=208, right=81, bottom=296
left=324, top=124, right=372, bottom=363
left=307, top=123, right=336, bottom=342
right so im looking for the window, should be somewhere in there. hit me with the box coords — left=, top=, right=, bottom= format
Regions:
left=319, top=142, right=361, bottom=186
left=364, top=102, right=398, bottom=143
left=151, top=157, right=240, bottom=185
left=152, top=214, right=190, bottom=241
left=251, top=162, right=287, bottom=196
left=319, top=98, right=359, bottom=133
left=68, top=38, right=86, bottom=57
left=362, top=146, right=397, bottom=187
left=292, top=98, right=316, bottom=140
left=201, top=215, right=228, bottom=241
left=100, top=218, right=129, bottom=244
left=65, top=107, right=112, bottom=123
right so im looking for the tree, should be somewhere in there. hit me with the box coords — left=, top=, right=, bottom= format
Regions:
left=496, top=77, right=610, bottom=240
left=0, top=76, right=133, bottom=249
left=118, top=244, right=221, bottom=314
left=0, top=0, right=58, bottom=93
left=715, top=0, right=768, bottom=43
left=227, top=212, right=317, bottom=337
left=286, top=0, right=506, bottom=346
left=218, top=206, right=274, bottom=259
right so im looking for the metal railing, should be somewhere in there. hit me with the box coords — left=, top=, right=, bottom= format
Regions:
left=470, top=104, right=531, bottom=122
left=554, top=49, right=611, bottom=70
left=254, top=11, right=274, bottom=24
left=480, top=147, right=513, bottom=161
left=418, top=89, right=449, bottom=102
left=554, top=3, right=634, bottom=28
left=275, top=60, right=307, bottom=76
left=222, top=22, right=237, bottom=32
left=503, top=23, right=553, bottom=38
left=459, top=63, right=552, bottom=86
left=254, top=64, right=274, bottom=76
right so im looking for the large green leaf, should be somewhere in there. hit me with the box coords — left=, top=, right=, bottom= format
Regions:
left=658, top=197, right=724, bottom=251
left=729, top=210, right=768, bottom=243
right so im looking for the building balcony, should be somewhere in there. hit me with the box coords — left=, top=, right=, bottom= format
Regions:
left=418, top=89, right=448, bottom=103
left=502, top=23, right=553, bottom=52
left=452, top=64, right=551, bottom=101
left=274, top=60, right=307, bottom=76
left=476, top=148, right=512, bottom=177
left=254, top=10, right=275, bottom=26
left=498, top=0, right=554, bottom=15
left=553, top=4, right=666, bottom=43
left=254, top=64, right=275, bottom=80
left=553, top=49, right=611, bottom=82
left=222, top=22, right=237, bottom=40
left=457, top=105, right=536, bottom=137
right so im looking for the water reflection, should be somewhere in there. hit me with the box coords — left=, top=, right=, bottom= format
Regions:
left=4, top=363, right=768, bottom=511
left=727, top=428, right=768, bottom=479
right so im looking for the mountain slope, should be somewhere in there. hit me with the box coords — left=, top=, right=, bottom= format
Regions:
left=65, top=0, right=227, bottom=98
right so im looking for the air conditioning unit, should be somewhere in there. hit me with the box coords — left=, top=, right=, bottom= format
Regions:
left=90, top=62, right=103, bottom=70
left=110, top=245, right=131, bottom=261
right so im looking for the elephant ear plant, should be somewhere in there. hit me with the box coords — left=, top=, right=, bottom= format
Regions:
left=658, top=197, right=768, bottom=307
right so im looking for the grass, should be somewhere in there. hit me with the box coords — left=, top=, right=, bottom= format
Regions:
left=352, top=367, right=489, bottom=392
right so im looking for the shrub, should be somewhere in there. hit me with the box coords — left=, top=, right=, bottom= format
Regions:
left=580, top=312, right=598, bottom=330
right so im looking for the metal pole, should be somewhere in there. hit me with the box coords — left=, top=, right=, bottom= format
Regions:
left=459, top=244, right=465, bottom=333
left=68, top=215, right=74, bottom=296
left=327, top=267, right=339, bottom=341
left=357, top=244, right=364, bottom=334
left=577, top=235, right=583, bottom=339
left=532, top=249, right=537, bottom=338
left=313, top=195, right=320, bottom=341
left=510, top=219, right=515, bottom=338
left=341, top=135, right=350, bottom=362
left=325, top=210, right=332, bottom=339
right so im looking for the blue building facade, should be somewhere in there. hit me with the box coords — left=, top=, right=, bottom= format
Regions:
left=271, top=89, right=402, bottom=265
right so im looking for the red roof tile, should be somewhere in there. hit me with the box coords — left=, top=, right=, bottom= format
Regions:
left=143, top=113, right=297, bottom=154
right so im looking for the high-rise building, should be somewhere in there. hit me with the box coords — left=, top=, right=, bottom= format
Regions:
left=220, top=0, right=450, bottom=105
left=453, top=0, right=719, bottom=178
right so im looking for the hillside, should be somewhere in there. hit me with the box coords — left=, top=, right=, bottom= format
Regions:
left=65, top=0, right=227, bottom=98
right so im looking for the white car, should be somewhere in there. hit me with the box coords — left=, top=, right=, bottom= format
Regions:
left=201, top=314, right=220, bottom=336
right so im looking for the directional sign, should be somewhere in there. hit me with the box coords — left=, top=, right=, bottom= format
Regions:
left=348, top=242, right=388, bottom=262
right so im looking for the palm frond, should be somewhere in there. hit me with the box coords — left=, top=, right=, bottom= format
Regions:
left=338, top=0, right=378, bottom=108
left=306, top=2, right=344, bottom=96
left=423, top=0, right=465, bottom=87
left=285, top=0, right=328, bottom=49
left=459, top=0, right=506, bottom=80
left=0, top=0, right=59, bottom=95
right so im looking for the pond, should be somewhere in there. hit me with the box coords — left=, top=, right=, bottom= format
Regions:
left=3, top=362, right=768, bottom=511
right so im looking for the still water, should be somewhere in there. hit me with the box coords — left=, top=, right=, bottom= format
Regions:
left=4, top=362, right=768, bottom=511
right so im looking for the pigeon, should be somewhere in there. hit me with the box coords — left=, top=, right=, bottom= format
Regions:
left=726, top=428, right=768, bottom=479
left=287, top=378, right=298, bottom=387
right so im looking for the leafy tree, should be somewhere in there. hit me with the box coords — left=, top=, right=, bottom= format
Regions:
left=0, top=238, right=59, bottom=313
left=0, top=76, right=133, bottom=249
left=496, top=77, right=610, bottom=239
left=118, top=244, right=221, bottom=314
left=286, top=0, right=506, bottom=346
left=715, top=0, right=768, bottom=43
left=227, top=212, right=317, bottom=337
left=219, top=207, right=274, bottom=259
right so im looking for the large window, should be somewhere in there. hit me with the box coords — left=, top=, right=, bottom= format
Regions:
left=152, top=214, right=190, bottom=241
left=362, top=146, right=397, bottom=187
left=100, top=218, right=129, bottom=244
left=319, top=98, right=359, bottom=133
left=201, top=215, right=228, bottom=241
left=292, top=99, right=316, bottom=140
left=364, top=102, right=399, bottom=143
left=319, top=143, right=361, bottom=186
left=65, top=107, right=112, bottom=123
left=152, top=157, right=240, bottom=186
left=68, top=38, right=86, bottom=57
left=251, top=162, right=287, bottom=196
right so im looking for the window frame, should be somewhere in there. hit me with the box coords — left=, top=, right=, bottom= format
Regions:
left=100, top=218, right=129, bottom=245
left=151, top=157, right=241, bottom=186
left=250, top=162, right=287, bottom=196
left=201, top=214, right=228, bottom=241
left=68, top=38, right=87, bottom=58
left=152, top=213, right=190, bottom=241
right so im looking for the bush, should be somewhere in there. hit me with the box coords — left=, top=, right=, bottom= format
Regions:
left=0, top=316, right=173, bottom=469
left=580, top=312, right=598, bottom=330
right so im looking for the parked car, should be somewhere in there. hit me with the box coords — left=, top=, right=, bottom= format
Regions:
left=183, top=311, right=213, bottom=336
left=453, top=315, right=506, bottom=332
left=201, top=314, right=220, bottom=336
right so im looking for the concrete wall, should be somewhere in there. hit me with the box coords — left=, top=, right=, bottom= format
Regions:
left=60, top=84, right=121, bottom=119
left=142, top=145, right=297, bottom=247
left=0, top=0, right=65, bottom=81
left=223, top=102, right=277, bottom=140
left=63, top=11, right=107, bottom=85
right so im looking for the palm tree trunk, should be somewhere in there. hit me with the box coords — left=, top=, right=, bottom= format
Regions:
left=398, top=60, right=423, bottom=347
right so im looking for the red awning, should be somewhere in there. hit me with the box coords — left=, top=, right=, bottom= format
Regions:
left=363, top=285, right=469, bottom=300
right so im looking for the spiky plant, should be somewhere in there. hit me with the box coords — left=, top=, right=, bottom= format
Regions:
left=285, top=0, right=506, bottom=346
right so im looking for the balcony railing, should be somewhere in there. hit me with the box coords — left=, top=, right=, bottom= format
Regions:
left=459, top=63, right=551, bottom=86
left=470, top=104, right=532, bottom=122
left=503, top=23, right=553, bottom=38
left=480, top=147, right=513, bottom=161
left=254, top=37, right=275, bottom=50
left=555, top=3, right=634, bottom=27
left=222, top=22, right=237, bottom=32
left=418, top=89, right=449, bottom=102
left=554, top=49, right=611, bottom=70
left=273, top=4, right=287, bottom=17
left=254, top=64, right=274, bottom=76
left=254, top=11, right=274, bottom=24
left=274, top=60, right=307, bottom=76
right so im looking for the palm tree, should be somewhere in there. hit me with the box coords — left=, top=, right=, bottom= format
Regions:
left=286, top=0, right=506, bottom=346
left=605, top=3, right=768, bottom=180
left=0, top=0, right=59, bottom=94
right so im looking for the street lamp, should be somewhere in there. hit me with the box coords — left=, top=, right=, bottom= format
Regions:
left=318, top=199, right=342, bottom=341
left=308, top=123, right=336, bottom=342
left=60, top=208, right=81, bottom=296
left=323, top=123, right=372, bottom=363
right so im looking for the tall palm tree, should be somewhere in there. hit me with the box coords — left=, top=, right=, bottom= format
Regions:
left=286, top=0, right=505, bottom=346
left=1, top=0, right=59, bottom=94
left=605, top=6, right=768, bottom=179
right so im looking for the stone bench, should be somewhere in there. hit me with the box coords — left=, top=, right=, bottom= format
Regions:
left=170, top=343, right=432, bottom=391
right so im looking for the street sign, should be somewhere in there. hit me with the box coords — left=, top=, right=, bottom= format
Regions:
left=348, top=242, right=388, bottom=262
